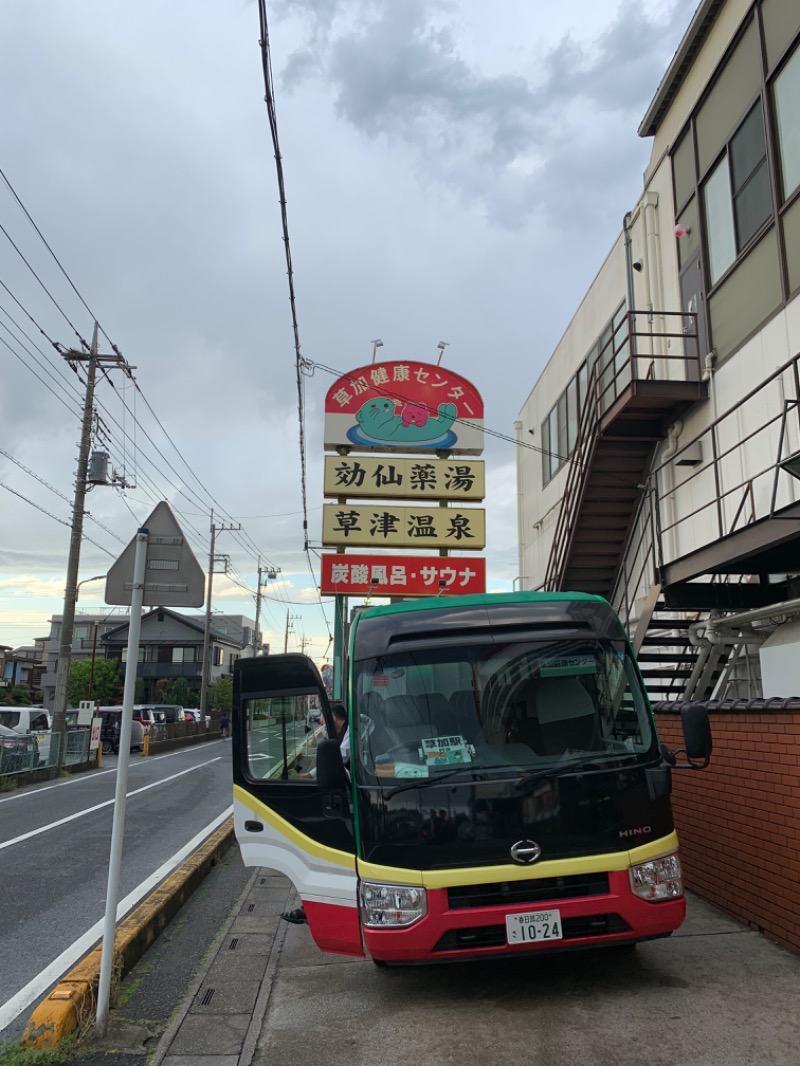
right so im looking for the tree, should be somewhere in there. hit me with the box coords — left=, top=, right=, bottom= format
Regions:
left=3, top=685, right=34, bottom=706
left=210, top=676, right=233, bottom=712
left=67, top=658, right=120, bottom=707
left=169, top=677, right=191, bottom=707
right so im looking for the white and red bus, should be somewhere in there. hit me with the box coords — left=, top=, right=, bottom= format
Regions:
left=232, top=592, right=711, bottom=965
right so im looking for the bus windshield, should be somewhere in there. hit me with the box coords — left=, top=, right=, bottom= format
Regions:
left=352, top=637, right=656, bottom=783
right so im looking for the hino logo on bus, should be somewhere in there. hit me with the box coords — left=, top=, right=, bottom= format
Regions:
left=510, top=840, right=542, bottom=864
left=619, top=826, right=652, bottom=838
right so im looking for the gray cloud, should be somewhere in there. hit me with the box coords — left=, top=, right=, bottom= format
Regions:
left=278, top=0, right=694, bottom=227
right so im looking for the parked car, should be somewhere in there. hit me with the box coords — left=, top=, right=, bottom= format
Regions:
left=0, top=723, right=39, bottom=772
left=0, top=706, right=52, bottom=765
left=183, top=709, right=202, bottom=723
left=132, top=705, right=166, bottom=732
left=96, top=708, right=145, bottom=754
left=151, top=704, right=185, bottom=724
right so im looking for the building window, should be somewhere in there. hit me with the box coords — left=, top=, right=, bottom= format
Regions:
left=171, top=647, right=196, bottom=663
left=214, top=647, right=223, bottom=666
left=121, top=647, right=144, bottom=663
left=703, top=102, right=772, bottom=284
left=541, top=305, right=624, bottom=485
left=773, top=44, right=800, bottom=201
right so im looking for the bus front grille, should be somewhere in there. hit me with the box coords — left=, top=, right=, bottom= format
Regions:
left=447, top=873, right=610, bottom=911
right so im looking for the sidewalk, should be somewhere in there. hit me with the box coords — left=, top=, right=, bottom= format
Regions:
left=71, top=852, right=296, bottom=1066
left=57, top=857, right=800, bottom=1066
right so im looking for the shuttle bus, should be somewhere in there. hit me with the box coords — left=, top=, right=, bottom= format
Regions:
left=232, top=591, right=711, bottom=965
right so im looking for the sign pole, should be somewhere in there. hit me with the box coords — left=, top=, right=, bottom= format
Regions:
left=96, top=527, right=148, bottom=1037
left=333, top=593, right=345, bottom=701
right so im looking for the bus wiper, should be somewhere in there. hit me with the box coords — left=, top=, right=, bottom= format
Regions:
left=514, top=751, right=655, bottom=793
left=383, top=765, right=486, bottom=798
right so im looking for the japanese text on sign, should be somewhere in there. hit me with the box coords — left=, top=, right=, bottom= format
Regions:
left=322, top=504, right=485, bottom=550
left=324, top=456, right=485, bottom=502
left=319, top=554, right=486, bottom=596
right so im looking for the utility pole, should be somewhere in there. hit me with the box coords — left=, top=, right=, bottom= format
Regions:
left=51, top=324, right=130, bottom=768
left=284, top=609, right=300, bottom=653
left=253, top=562, right=280, bottom=657
left=199, top=512, right=240, bottom=714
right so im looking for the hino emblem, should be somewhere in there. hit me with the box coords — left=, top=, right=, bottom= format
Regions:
left=510, top=839, right=542, bottom=864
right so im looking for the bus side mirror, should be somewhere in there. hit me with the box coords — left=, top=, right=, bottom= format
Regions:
left=317, top=738, right=348, bottom=792
left=681, top=704, right=712, bottom=765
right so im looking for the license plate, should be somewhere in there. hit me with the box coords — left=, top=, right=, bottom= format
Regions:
left=505, top=909, right=563, bottom=944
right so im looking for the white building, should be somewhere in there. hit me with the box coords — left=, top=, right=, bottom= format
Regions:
left=517, top=0, right=800, bottom=701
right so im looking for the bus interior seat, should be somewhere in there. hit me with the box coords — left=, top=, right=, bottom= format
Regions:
left=447, top=690, right=483, bottom=743
left=525, top=678, right=599, bottom=756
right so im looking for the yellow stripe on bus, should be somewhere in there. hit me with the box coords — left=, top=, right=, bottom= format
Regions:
left=355, top=832, right=680, bottom=889
left=234, top=785, right=357, bottom=870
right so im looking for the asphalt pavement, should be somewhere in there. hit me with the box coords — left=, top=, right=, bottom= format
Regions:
left=41, top=847, right=800, bottom=1066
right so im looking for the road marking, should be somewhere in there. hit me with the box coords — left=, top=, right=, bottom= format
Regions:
left=0, top=739, right=228, bottom=805
left=0, top=806, right=233, bottom=1033
left=0, top=758, right=223, bottom=851
left=0, top=766, right=117, bottom=803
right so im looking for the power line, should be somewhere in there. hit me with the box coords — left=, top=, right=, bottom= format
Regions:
left=0, top=332, right=82, bottom=418
left=0, top=221, right=90, bottom=351
left=257, top=0, right=331, bottom=643
left=0, top=480, right=116, bottom=557
left=0, top=447, right=125, bottom=544
left=0, top=167, right=114, bottom=350
left=0, top=278, right=63, bottom=351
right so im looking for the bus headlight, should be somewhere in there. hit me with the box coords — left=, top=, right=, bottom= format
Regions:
left=359, top=880, right=427, bottom=927
left=629, top=852, right=684, bottom=901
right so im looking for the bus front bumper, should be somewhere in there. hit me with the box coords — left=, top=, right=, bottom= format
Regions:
left=361, top=869, right=686, bottom=964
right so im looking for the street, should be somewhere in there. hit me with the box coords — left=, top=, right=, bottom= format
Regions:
left=0, top=739, right=234, bottom=1035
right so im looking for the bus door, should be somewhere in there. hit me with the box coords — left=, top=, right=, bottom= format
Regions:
left=232, top=654, right=364, bottom=957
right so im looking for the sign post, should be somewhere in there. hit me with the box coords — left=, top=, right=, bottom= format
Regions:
left=95, top=502, right=204, bottom=1037
left=95, top=528, right=147, bottom=1038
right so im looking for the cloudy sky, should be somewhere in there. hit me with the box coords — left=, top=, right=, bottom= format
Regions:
left=0, top=0, right=697, bottom=665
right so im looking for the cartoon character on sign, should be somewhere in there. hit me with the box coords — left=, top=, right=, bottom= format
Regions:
left=400, top=402, right=428, bottom=428
left=324, top=360, right=484, bottom=454
left=354, top=398, right=457, bottom=446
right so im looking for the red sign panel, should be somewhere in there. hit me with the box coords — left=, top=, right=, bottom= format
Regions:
left=320, top=553, right=486, bottom=597
left=324, top=360, right=484, bottom=455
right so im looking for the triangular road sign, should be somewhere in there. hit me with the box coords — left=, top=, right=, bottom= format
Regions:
left=105, top=501, right=206, bottom=607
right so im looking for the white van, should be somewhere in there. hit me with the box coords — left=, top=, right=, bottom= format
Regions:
left=0, top=707, right=52, bottom=765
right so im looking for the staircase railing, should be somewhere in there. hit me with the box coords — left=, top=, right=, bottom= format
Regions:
left=543, top=310, right=700, bottom=593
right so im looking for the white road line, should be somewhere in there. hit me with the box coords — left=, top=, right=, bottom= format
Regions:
left=0, top=766, right=118, bottom=803
left=0, top=758, right=223, bottom=851
left=0, top=806, right=233, bottom=1034
left=0, top=739, right=226, bottom=805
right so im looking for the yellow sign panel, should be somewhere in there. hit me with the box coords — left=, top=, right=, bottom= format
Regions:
left=323, top=456, right=485, bottom=502
left=322, top=504, right=486, bottom=550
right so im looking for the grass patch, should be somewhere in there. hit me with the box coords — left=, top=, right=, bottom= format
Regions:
left=0, top=777, right=18, bottom=793
left=0, top=1037, right=76, bottom=1066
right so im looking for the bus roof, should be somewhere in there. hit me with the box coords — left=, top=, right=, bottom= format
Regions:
left=356, top=590, right=606, bottom=623
left=350, top=591, right=620, bottom=661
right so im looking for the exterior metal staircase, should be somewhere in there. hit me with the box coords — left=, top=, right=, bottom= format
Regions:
left=544, top=311, right=706, bottom=601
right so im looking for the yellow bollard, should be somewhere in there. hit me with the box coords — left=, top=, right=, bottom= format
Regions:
left=143, top=734, right=150, bottom=756
left=97, top=741, right=103, bottom=768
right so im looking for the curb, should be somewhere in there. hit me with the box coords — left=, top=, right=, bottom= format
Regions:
left=21, top=817, right=236, bottom=1048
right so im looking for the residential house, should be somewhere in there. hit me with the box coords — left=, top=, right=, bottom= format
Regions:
left=101, top=608, right=259, bottom=704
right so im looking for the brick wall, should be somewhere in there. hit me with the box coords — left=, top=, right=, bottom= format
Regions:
left=655, top=706, right=800, bottom=955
